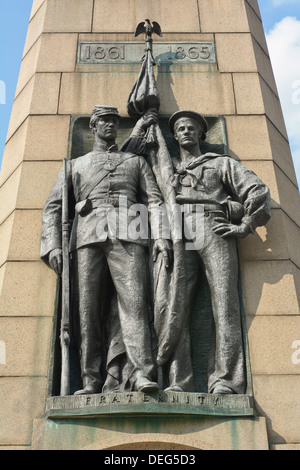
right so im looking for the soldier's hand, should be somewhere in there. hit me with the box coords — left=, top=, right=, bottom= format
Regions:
left=139, top=109, right=159, bottom=130
left=212, top=218, right=252, bottom=239
left=49, top=248, right=63, bottom=275
left=153, top=239, right=173, bottom=268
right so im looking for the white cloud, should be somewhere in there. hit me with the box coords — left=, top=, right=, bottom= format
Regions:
left=266, top=16, right=300, bottom=186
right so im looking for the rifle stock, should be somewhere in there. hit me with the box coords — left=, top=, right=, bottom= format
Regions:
left=60, top=158, right=70, bottom=396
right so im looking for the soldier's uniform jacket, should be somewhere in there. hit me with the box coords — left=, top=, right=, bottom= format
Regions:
left=171, top=152, right=271, bottom=231
left=40, top=148, right=164, bottom=260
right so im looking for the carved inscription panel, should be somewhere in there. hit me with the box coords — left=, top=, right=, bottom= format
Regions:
left=77, top=42, right=216, bottom=64
left=46, top=392, right=254, bottom=418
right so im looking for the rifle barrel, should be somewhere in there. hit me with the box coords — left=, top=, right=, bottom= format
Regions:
left=60, top=158, right=70, bottom=396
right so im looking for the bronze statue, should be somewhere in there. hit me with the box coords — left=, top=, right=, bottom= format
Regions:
left=41, top=16, right=272, bottom=398
left=41, top=105, right=172, bottom=395
left=164, top=110, right=271, bottom=394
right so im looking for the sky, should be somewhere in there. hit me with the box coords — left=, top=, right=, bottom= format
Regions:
left=0, top=0, right=300, bottom=188
left=258, top=0, right=300, bottom=188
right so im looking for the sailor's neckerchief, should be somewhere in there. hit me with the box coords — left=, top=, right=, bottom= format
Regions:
left=170, top=152, right=225, bottom=192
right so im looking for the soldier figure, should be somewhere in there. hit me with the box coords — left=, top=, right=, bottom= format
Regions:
left=41, top=105, right=171, bottom=395
left=167, top=110, right=271, bottom=394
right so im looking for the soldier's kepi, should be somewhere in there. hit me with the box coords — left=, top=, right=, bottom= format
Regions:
left=41, top=105, right=172, bottom=395
left=166, top=109, right=271, bottom=394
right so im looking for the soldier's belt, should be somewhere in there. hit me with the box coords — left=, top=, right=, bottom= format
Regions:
left=90, top=197, right=139, bottom=208
left=75, top=197, right=137, bottom=216
left=92, top=198, right=119, bottom=207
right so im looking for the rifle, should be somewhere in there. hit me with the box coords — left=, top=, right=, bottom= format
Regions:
left=60, top=158, right=70, bottom=396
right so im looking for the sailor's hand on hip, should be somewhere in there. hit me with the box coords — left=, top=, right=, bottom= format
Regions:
left=212, top=218, right=251, bottom=239
left=49, top=248, right=63, bottom=275
left=152, top=239, right=173, bottom=268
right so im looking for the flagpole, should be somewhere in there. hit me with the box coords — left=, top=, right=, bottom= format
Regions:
left=126, top=20, right=186, bottom=367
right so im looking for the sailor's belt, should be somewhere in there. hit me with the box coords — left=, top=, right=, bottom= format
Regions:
left=181, top=203, right=227, bottom=215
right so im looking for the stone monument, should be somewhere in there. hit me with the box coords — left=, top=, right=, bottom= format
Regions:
left=1, top=0, right=300, bottom=451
